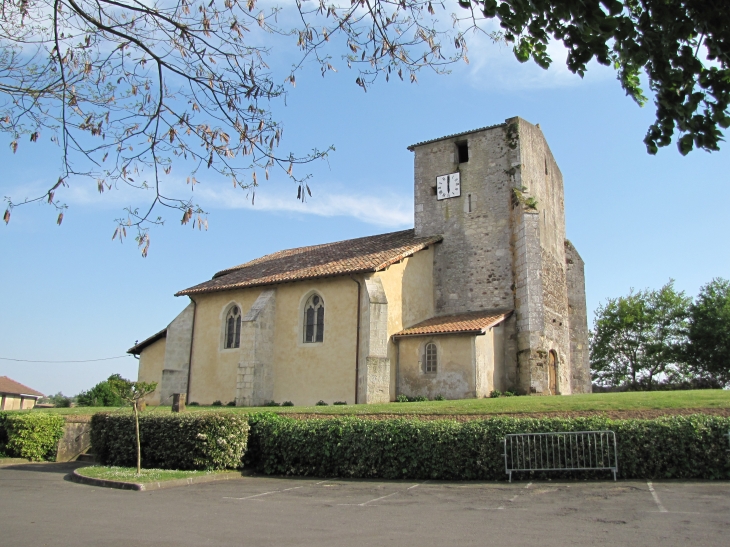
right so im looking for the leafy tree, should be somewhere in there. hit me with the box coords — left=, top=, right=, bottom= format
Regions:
left=48, top=392, right=72, bottom=408
left=108, top=375, right=157, bottom=475
left=687, top=278, right=730, bottom=387
left=76, top=374, right=130, bottom=407
left=590, top=280, right=691, bottom=389
left=2, top=1, right=729, bottom=252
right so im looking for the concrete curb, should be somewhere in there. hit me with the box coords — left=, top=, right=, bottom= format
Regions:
left=69, top=469, right=247, bottom=491
left=0, top=458, right=37, bottom=466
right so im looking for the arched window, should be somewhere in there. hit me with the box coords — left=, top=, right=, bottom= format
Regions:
left=225, top=305, right=242, bottom=349
left=303, top=294, right=325, bottom=343
left=425, top=342, right=437, bottom=373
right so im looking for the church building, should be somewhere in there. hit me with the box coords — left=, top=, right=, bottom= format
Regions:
left=130, top=117, right=591, bottom=406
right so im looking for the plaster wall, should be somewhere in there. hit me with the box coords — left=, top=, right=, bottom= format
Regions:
left=137, top=337, right=166, bottom=405
left=0, top=395, right=38, bottom=410
left=374, top=247, right=435, bottom=400
left=397, top=335, right=476, bottom=399
left=188, top=289, right=260, bottom=405
left=476, top=323, right=507, bottom=395
left=270, top=277, right=358, bottom=406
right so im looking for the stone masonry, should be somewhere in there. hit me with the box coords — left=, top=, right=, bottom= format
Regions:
left=159, top=302, right=195, bottom=404
left=410, top=117, right=590, bottom=395
left=236, top=289, right=276, bottom=406
left=357, top=276, right=391, bottom=404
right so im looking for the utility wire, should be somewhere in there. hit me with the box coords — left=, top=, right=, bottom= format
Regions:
left=0, top=355, right=131, bottom=363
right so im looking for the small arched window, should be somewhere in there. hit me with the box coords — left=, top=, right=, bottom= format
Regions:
left=225, top=305, right=242, bottom=349
left=303, top=294, right=325, bottom=343
left=425, top=342, right=437, bottom=373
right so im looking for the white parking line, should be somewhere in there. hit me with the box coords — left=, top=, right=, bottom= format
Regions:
left=224, top=486, right=303, bottom=501
left=647, top=482, right=668, bottom=513
left=337, top=492, right=400, bottom=506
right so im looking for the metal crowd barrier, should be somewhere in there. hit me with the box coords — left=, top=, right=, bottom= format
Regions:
left=504, top=431, right=618, bottom=482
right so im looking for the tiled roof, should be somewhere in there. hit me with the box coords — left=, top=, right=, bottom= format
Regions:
left=393, top=310, right=513, bottom=337
left=127, top=328, right=167, bottom=355
left=176, top=229, right=442, bottom=296
left=407, top=122, right=507, bottom=151
left=0, top=376, right=43, bottom=397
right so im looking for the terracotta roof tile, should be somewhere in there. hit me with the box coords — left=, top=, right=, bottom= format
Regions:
left=0, top=376, right=44, bottom=398
left=176, top=229, right=442, bottom=296
left=393, top=310, right=513, bottom=337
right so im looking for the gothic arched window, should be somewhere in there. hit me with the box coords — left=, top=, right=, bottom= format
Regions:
left=303, top=294, right=325, bottom=343
left=425, top=343, right=437, bottom=373
left=225, top=305, right=242, bottom=349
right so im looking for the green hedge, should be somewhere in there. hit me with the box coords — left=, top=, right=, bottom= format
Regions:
left=246, top=413, right=730, bottom=480
left=0, top=413, right=65, bottom=461
left=90, top=413, right=250, bottom=470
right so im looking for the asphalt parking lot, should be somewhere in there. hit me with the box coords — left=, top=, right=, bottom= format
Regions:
left=1, top=462, right=729, bottom=547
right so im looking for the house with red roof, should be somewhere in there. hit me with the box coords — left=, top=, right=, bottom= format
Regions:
left=129, top=119, right=591, bottom=406
left=0, top=376, right=44, bottom=410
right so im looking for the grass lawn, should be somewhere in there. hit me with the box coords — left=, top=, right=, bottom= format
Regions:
left=17, top=389, right=730, bottom=416
left=75, top=466, right=233, bottom=483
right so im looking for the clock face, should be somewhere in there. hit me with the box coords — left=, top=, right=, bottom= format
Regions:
left=436, top=172, right=461, bottom=200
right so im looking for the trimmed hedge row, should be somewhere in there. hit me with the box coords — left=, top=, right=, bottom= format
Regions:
left=246, top=414, right=730, bottom=480
left=88, top=412, right=730, bottom=479
left=90, top=413, right=249, bottom=470
left=0, top=412, right=65, bottom=461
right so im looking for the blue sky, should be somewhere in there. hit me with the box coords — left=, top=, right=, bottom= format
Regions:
left=2, top=20, right=729, bottom=396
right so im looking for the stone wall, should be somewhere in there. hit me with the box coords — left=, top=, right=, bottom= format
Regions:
left=411, top=117, right=579, bottom=397
left=412, top=123, right=515, bottom=315
left=357, top=276, right=391, bottom=404
left=55, top=416, right=92, bottom=462
left=159, top=302, right=195, bottom=405
left=565, top=240, right=592, bottom=393
left=236, top=289, right=276, bottom=406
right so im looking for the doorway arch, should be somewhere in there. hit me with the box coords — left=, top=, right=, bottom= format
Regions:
left=548, top=350, right=558, bottom=395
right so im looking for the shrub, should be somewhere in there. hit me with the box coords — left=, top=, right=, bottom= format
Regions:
left=333, top=401, right=347, bottom=405
left=211, top=400, right=223, bottom=407
left=263, top=401, right=281, bottom=407
left=76, top=374, right=130, bottom=407
left=90, top=413, right=249, bottom=470
left=315, top=400, right=328, bottom=406
left=245, top=414, right=730, bottom=480
left=0, top=413, right=65, bottom=461
left=189, top=402, right=200, bottom=406
left=490, top=390, right=502, bottom=398
left=48, top=392, right=72, bottom=408
left=281, top=401, right=294, bottom=407
left=434, top=394, right=445, bottom=401
left=226, top=401, right=236, bottom=407
left=395, top=395, right=428, bottom=402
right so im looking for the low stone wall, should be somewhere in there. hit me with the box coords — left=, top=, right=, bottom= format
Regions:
left=56, top=416, right=92, bottom=462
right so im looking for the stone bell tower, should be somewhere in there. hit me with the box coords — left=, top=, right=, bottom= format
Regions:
left=409, top=117, right=591, bottom=395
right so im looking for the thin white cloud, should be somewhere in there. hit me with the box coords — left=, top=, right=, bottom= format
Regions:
left=196, top=185, right=412, bottom=228
left=461, top=23, right=614, bottom=91
left=6, top=177, right=412, bottom=229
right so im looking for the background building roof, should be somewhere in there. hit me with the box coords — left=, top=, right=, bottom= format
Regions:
left=0, top=376, right=44, bottom=397
left=177, top=229, right=442, bottom=296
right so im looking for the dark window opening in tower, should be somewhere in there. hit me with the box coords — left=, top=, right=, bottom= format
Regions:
left=457, top=142, right=469, bottom=163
